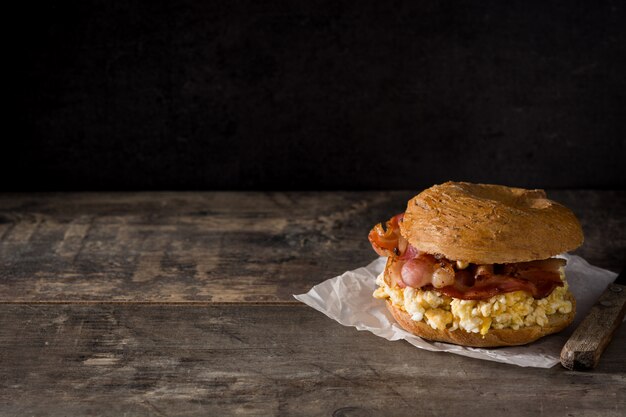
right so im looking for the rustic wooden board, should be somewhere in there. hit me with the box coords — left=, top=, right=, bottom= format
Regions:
left=1, top=304, right=625, bottom=417
left=0, top=191, right=624, bottom=302
left=561, top=283, right=626, bottom=370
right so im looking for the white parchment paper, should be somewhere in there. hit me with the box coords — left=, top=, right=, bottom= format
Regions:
left=294, top=254, right=618, bottom=368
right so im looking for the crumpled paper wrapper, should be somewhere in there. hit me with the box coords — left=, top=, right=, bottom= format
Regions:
left=294, top=254, right=618, bottom=368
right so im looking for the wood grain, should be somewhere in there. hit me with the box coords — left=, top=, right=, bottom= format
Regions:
left=0, top=191, right=624, bottom=303
left=1, top=304, right=625, bottom=417
left=0, top=192, right=405, bottom=302
left=561, top=283, right=626, bottom=370
left=1, top=191, right=624, bottom=416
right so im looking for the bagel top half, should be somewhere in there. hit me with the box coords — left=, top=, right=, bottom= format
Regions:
left=400, top=182, right=584, bottom=264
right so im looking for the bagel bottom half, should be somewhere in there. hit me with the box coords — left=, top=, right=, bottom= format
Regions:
left=386, top=292, right=576, bottom=347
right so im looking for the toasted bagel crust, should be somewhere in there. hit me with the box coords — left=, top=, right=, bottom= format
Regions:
left=386, top=292, right=576, bottom=347
left=400, top=182, right=584, bottom=264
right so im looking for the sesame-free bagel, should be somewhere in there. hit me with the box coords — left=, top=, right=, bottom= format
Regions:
left=400, top=182, right=583, bottom=264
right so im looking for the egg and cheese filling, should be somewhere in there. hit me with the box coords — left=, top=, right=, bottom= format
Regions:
left=373, top=269, right=572, bottom=336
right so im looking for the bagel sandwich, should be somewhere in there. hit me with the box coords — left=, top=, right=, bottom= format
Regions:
left=369, top=182, right=583, bottom=347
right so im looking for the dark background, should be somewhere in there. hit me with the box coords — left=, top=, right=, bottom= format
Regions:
left=10, top=0, right=626, bottom=191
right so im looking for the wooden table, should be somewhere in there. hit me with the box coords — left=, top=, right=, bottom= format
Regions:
left=1, top=191, right=624, bottom=416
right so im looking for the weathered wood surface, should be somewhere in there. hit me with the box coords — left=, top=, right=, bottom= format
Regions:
left=561, top=283, right=626, bottom=370
left=0, top=191, right=624, bottom=416
left=1, top=304, right=625, bottom=417
left=0, top=191, right=624, bottom=302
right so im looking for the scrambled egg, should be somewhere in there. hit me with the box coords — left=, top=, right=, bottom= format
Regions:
left=373, top=269, right=572, bottom=336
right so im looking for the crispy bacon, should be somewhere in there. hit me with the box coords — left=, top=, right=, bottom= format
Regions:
left=501, top=258, right=566, bottom=277
left=368, top=214, right=404, bottom=257
left=369, top=215, right=566, bottom=300
left=421, top=260, right=564, bottom=300
left=384, top=257, right=406, bottom=288
left=433, top=271, right=563, bottom=300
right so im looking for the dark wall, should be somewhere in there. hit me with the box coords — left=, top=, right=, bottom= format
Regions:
left=11, top=0, right=626, bottom=191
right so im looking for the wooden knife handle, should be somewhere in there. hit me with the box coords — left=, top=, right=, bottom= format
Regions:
left=560, top=284, right=626, bottom=371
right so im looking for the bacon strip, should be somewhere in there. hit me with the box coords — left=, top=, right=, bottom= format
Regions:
left=368, top=214, right=404, bottom=257
left=432, top=271, right=563, bottom=300
left=369, top=215, right=566, bottom=300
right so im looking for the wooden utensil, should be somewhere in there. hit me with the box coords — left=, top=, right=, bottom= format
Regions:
left=560, top=267, right=626, bottom=371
